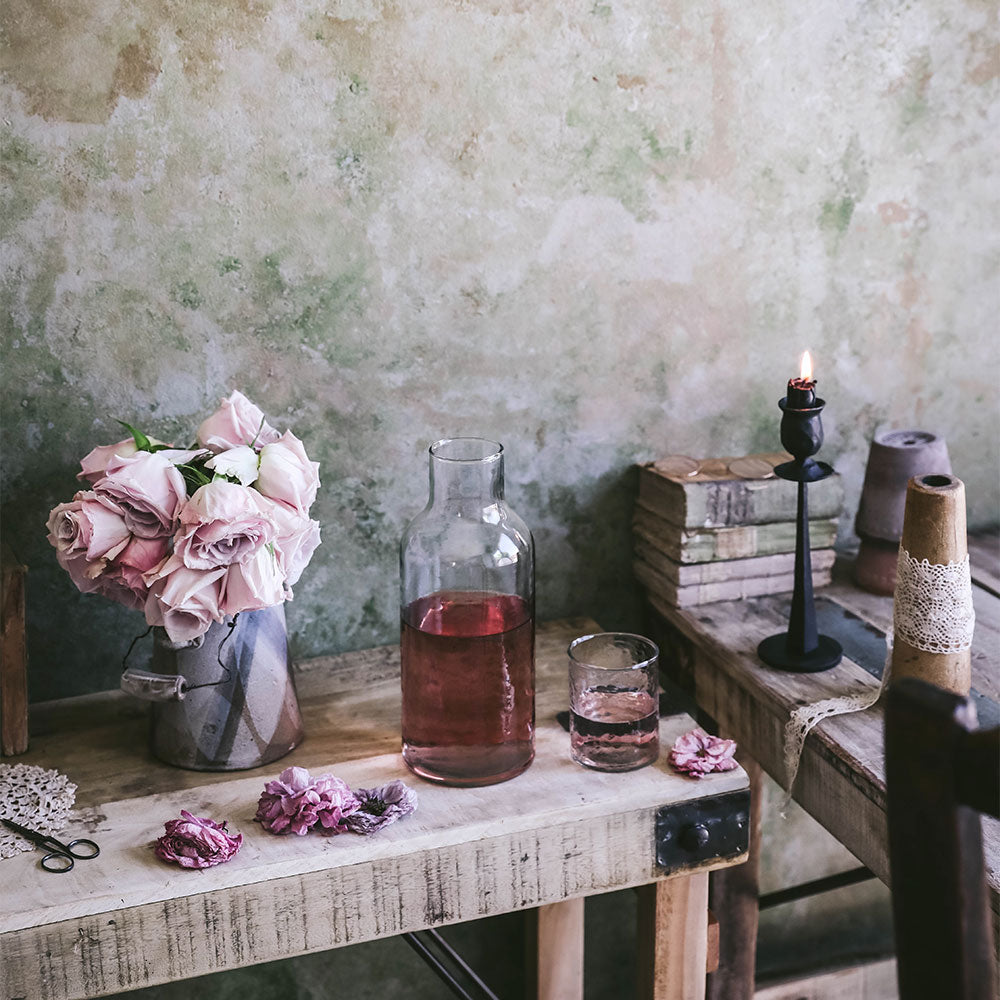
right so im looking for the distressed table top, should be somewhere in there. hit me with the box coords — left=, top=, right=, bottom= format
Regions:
left=1, top=617, right=748, bottom=1000
left=649, top=532, right=1000, bottom=910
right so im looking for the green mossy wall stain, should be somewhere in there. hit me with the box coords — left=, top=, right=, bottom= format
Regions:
left=217, top=256, right=243, bottom=274
left=820, top=196, right=855, bottom=235
left=171, top=280, right=204, bottom=310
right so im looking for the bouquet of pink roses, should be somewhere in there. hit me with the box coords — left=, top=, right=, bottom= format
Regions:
left=46, top=392, right=321, bottom=643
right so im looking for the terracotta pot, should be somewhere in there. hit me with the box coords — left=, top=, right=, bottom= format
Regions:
left=854, top=429, right=951, bottom=594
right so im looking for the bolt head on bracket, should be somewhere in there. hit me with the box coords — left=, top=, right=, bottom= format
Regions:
left=655, top=790, right=751, bottom=873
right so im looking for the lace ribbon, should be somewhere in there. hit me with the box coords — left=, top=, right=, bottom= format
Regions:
left=782, top=549, right=975, bottom=807
left=894, top=548, right=975, bottom=653
left=781, top=634, right=893, bottom=810
left=0, top=763, right=78, bottom=859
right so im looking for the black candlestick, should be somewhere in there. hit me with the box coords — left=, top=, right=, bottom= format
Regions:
left=757, top=395, right=843, bottom=672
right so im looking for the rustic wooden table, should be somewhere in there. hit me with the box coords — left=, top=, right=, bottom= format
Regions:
left=647, top=533, right=1000, bottom=998
left=1, top=617, right=749, bottom=1000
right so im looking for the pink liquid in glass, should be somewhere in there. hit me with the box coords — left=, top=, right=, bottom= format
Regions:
left=401, top=591, right=535, bottom=786
left=570, top=687, right=659, bottom=771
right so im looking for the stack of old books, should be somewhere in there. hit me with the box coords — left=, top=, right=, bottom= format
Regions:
left=633, top=452, right=843, bottom=609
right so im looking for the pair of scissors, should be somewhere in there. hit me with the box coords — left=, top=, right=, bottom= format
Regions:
left=2, top=818, right=100, bottom=873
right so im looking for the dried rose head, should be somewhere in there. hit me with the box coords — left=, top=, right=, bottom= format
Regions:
left=668, top=729, right=739, bottom=780
left=255, top=766, right=360, bottom=836
left=154, top=810, right=242, bottom=869
left=344, top=780, right=418, bottom=835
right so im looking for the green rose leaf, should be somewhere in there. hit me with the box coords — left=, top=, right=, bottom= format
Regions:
left=117, top=420, right=152, bottom=452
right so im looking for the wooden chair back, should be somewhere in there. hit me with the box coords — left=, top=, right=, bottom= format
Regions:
left=885, top=677, right=999, bottom=1000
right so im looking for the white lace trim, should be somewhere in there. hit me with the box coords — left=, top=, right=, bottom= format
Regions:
left=0, top=764, right=77, bottom=859
left=894, top=548, right=975, bottom=653
left=781, top=634, right=894, bottom=811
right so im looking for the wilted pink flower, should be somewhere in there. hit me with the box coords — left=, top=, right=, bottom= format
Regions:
left=668, top=729, right=738, bottom=779
left=78, top=438, right=139, bottom=484
left=144, top=556, right=226, bottom=643
left=197, top=391, right=281, bottom=454
left=154, top=810, right=242, bottom=869
left=95, top=451, right=187, bottom=539
left=255, top=766, right=360, bottom=836
left=255, top=431, right=320, bottom=516
left=345, top=780, right=418, bottom=835
left=174, top=481, right=277, bottom=570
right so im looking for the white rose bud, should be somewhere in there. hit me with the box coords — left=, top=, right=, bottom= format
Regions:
left=205, top=445, right=261, bottom=486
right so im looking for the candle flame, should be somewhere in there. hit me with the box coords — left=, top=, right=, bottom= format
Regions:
left=800, top=350, right=813, bottom=381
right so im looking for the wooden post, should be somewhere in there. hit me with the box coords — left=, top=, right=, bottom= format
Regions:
left=637, top=872, right=710, bottom=1000
left=1, top=543, right=29, bottom=756
left=526, top=898, right=585, bottom=1000
left=707, top=754, right=762, bottom=1000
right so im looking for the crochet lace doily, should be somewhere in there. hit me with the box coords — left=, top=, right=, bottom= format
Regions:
left=0, top=764, right=77, bottom=859
left=894, top=548, right=975, bottom=653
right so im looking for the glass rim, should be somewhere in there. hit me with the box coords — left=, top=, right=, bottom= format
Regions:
left=429, top=437, right=504, bottom=464
left=567, top=632, right=659, bottom=671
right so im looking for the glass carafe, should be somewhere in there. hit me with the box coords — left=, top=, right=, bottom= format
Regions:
left=400, top=438, right=535, bottom=786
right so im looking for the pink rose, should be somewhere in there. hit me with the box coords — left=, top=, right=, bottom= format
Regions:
left=144, top=555, right=226, bottom=642
left=197, top=391, right=281, bottom=454
left=255, top=766, right=360, bottom=836
left=46, top=492, right=131, bottom=568
left=174, top=481, right=277, bottom=570
left=95, top=451, right=187, bottom=539
left=102, top=535, right=171, bottom=604
left=255, top=431, right=320, bottom=515
left=78, top=438, right=139, bottom=484
left=668, top=729, right=739, bottom=779
left=269, top=502, right=321, bottom=592
left=220, top=547, right=285, bottom=615
left=154, top=811, right=242, bottom=869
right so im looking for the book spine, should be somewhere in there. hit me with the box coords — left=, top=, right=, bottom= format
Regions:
left=634, top=557, right=834, bottom=608
left=633, top=508, right=840, bottom=563
left=632, top=541, right=836, bottom=586
left=638, top=469, right=844, bottom=529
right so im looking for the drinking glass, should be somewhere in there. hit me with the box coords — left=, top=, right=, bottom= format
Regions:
left=568, top=633, right=659, bottom=772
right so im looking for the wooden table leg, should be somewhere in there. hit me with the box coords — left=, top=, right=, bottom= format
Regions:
left=526, top=897, right=585, bottom=1000
left=637, top=871, right=710, bottom=1000
left=707, top=752, right=762, bottom=1000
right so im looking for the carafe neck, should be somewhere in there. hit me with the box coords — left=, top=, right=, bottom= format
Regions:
left=428, top=438, right=504, bottom=505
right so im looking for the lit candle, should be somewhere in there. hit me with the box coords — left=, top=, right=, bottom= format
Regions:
left=786, top=350, right=817, bottom=408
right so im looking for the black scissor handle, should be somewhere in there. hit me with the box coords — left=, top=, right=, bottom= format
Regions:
left=40, top=851, right=75, bottom=873
left=38, top=838, right=100, bottom=872
left=66, top=838, right=100, bottom=859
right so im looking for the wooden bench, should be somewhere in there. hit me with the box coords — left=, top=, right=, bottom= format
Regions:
left=0, top=618, right=750, bottom=1000
left=647, top=534, right=1000, bottom=998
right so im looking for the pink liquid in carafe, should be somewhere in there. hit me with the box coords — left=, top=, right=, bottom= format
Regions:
left=401, top=591, right=534, bottom=786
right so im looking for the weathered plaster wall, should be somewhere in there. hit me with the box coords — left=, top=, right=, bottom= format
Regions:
left=3, top=0, right=998, bottom=699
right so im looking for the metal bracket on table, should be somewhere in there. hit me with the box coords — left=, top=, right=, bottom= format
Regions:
left=655, top=789, right=751, bottom=873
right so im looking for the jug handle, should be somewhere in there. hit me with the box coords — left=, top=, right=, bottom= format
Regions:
left=121, top=668, right=187, bottom=702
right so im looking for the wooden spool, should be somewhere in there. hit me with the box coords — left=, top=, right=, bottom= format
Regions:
left=891, top=474, right=972, bottom=695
